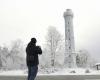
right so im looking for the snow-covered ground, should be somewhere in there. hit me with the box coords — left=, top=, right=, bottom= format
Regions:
left=0, top=70, right=27, bottom=76
left=0, top=68, right=100, bottom=76
left=49, top=68, right=100, bottom=75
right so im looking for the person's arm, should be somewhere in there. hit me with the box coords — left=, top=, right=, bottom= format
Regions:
left=26, top=43, right=31, bottom=55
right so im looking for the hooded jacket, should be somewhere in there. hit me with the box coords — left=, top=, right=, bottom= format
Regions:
left=26, top=41, right=42, bottom=66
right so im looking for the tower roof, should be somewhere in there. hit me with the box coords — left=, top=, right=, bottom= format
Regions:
left=63, top=9, right=73, bottom=17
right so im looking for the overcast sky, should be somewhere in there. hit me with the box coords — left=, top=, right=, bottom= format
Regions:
left=0, top=0, right=100, bottom=61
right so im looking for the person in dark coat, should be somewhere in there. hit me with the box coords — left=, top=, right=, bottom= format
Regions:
left=26, top=38, right=42, bottom=80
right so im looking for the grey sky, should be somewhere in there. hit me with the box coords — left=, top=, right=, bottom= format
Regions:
left=0, top=0, right=100, bottom=61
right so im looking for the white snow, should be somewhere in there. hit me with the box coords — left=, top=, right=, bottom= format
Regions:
left=0, top=70, right=28, bottom=76
left=0, top=68, right=100, bottom=76
left=95, top=63, right=100, bottom=65
left=47, top=68, right=100, bottom=75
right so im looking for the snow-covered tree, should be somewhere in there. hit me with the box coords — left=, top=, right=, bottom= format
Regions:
left=9, top=39, right=26, bottom=69
left=76, top=50, right=90, bottom=68
left=45, top=26, right=63, bottom=69
left=0, top=39, right=26, bottom=70
left=0, top=47, right=3, bottom=68
left=0, top=46, right=9, bottom=69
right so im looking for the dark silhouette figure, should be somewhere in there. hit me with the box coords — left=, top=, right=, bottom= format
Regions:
left=26, top=38, right=42, bottom=80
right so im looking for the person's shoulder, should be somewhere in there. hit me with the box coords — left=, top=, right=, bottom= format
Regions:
left=27, top=42, right=31, bottom=46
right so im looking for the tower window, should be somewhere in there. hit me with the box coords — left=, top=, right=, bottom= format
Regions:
left=69, top=55, right=71, bottom=57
